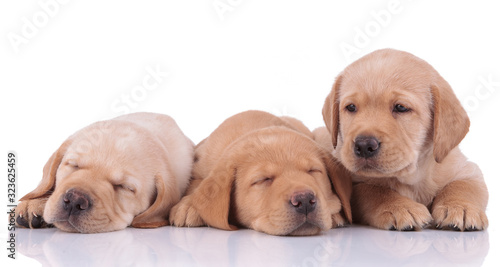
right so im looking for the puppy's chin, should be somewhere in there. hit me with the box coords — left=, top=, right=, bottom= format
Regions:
left=52, top=221, right=81, bottom=233
left=287, top=223, right=323, bottom=236
left=251, top=212, right=329, bottom=236
left=348, top=158, right=417, bottom=181
left=49, top=217, right=99, bottom=233
left=260, top=221, right=323, bottom=236
left=52, top=219, right=124, bottom=234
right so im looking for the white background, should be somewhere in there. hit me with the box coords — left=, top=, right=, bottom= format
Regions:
left=1, top=0, right=499, bottom=265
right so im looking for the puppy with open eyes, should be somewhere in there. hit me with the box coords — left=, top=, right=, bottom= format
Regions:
left=15, top=112, right=194, bottom=233
left=169, top=110, right=352, bottom=236
left=319, top=48, right=488, bottom=231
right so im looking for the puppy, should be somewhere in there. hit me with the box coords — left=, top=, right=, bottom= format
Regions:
left=15, top=112, right=194, bottom=233
left=321, top=49, right=488, bottom=231
left=169, top=110, right=352, bottom=236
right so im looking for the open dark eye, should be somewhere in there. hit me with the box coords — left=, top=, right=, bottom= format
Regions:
left=393, top=104, right=410, bottom=113
left=346, top=104, right=357, bottom=112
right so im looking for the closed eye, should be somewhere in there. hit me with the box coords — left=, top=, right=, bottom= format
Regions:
left=113, top=184, right=135, bottom=193
left=66, top=160, right=79, bottom=169
left=307, top=168, right=322, bottom=174
left=251, top=177, right=274, bottom=186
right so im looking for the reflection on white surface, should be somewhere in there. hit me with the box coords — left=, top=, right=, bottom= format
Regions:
left=17, top=226, right=489, bottom=267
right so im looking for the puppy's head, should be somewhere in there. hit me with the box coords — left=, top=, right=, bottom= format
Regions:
left=191, top=127, right=351, bottom=236
left=323, top=49, right=469, bottom=180
left=21, top=121, right=178, bottom=233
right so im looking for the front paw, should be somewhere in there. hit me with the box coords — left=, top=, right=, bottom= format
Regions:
left=14, top=198, right=51, bottom=229
left=169, top=196, right=205, bottom=227
left=371, top=201, right=432, bottom=231
left=331, top=213, right=347, bottom=228
left=432, top=204, right=488, bottom=231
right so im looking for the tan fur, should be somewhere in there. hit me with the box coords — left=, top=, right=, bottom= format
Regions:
left=321, top=49, right=488, bottom=231
left=15, top=112, right=194, bottom=233
left=170, top=110, right=352, bottom=236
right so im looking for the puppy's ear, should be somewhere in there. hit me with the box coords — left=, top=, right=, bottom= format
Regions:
left=431, top=75, right=470, bottom=163
left=322, top=74, right=343, bottom=149
left=322, top=151, right=352, bottom=223
left=132, top=173, right=177, bottom=228
left=20, top=139, right=72, bottom=201
left=189, top=152, right=238, bottom=231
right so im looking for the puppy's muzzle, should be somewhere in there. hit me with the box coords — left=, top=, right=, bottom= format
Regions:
left=354, top=136, right=380, bottom=158
left=290, top=191, right=316, bottom=215
left=63, top=189, right=91, bottom=216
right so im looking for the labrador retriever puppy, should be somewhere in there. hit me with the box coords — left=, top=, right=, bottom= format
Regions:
left=15, top=112, right=194, bottom=233
left=321, top=49, right=488, bottom=231
left=169, top=110, right=352, bottom=236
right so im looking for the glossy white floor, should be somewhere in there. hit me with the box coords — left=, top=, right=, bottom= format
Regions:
left=13, top=225, right=494, bottom=267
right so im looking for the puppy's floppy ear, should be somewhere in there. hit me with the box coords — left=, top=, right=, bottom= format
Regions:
left=189, top=150, right=239, bottom=231
left=322, top=74, right=343, bottom=149
left=431, top=74, right=470, bottom=163
left=322, top=151, right=352, bottom=223
left=20, top=139, right=72, bottom=201
left=131, top=173, right=177, bottom=228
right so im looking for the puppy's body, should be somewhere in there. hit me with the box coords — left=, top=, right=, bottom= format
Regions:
left=321, top=49, right=488, bottom=231
left=170, top=110, right=352, bottom=236
left=15, top=112, right=194, bottom=233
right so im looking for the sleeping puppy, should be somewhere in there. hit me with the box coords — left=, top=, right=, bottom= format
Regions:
left=169, top=110, right=352, bottom=236
left=15, top=112, right=193, bottom=233
left=321, top=48, right=488, bottom=231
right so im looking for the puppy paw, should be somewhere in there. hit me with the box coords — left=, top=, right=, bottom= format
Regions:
left=169, top=196, right=205, bottom=227
left=372, top=202, right=432, bottom=231
left=331, top=213, right=347, bottom=228
left=432, top=204, right=488, bottom=231
left=431, top=179, right=488, bottom=231
left=14, top=198, right=51, bottom=229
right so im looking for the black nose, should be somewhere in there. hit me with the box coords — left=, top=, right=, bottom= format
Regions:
left=63, top=190, right=91, bottom=215
left=290, top=191, right=316, bottom=215
left=354, top=136, right=380, bottom=158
